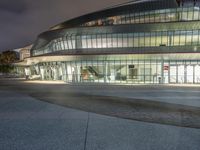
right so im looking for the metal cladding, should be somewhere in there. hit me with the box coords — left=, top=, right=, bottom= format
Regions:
left=31, top=0, right=179, bottom=53
left=31, top=0, right=200, bottom=57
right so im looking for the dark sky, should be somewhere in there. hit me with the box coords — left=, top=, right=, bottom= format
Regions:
left=0, top=0, right=129, bottom=52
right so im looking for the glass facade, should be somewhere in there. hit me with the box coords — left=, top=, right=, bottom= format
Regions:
left=32, top=30, right=200, bottom=56
left=81, top=7, right=200, bottom=27
left=20, top=2, right=200, bottom=85
left=28, top=57, right=200, bottom=84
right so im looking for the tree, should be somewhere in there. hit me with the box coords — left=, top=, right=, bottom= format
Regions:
left=0, top=51, right=18, bottom=65
left=0, top=51, right=19, bottom=74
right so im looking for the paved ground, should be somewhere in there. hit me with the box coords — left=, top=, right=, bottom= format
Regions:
left=24, top=80, right=200, bottom=107
left=0, top=89, right=200, bottom=150
left=0, top=79, right=200, bottom=128
left=3, top=79, right=200, bottom=107
left=78, top=85, right=200, bottom=107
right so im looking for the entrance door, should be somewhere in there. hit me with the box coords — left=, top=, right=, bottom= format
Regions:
left=195, top=65, right=200, bottom=83
left=178, top=65, right=185, bottom=83
left=170, top=66, right=177, bottom=83
left=129, top=68, right=138, bottom=79
left=186, top=65, right=194, bottom=83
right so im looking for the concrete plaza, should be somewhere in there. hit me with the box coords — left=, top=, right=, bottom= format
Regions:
left=0, top=90, right=200, bottom=150
left=0, top=79, right=200, bottom=150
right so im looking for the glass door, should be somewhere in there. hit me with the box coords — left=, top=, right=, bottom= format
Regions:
left=170, top=66, right=177, bottom=83
left=195, top=65, right=200, bottom=83
left=186, top=65, right=194, bottom=83
left=178, top=65, right=185, bottom=83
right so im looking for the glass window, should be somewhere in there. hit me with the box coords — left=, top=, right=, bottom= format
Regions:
left=87, top=35, right=92, bottom=48
left=130, top=13, right=135, bottom=24
left=60, top=38, right=65, bottom=50
left=161, top=31, right=168, bottom=46
left=63, top=37, right=69, bottom=50
left=102, top=34, right=107, bottom=48
left=156, top=32, right=162, bottom=46
left=107, top=34, right=112, bottom=48
left=128, top=33, right=134, bottom=47
left=76, top=35, right=82, bottom=49
left=57, top=41, right=62, bottom=50
left=193, top=8, right=199, bottom=20
left=180, top=31, right=186, bottom=46
left=187, top=7, right=194, bottom=20
left=144, top=12, right=149, bottom=23
left=91, top=35, right=97, bottom=48
left=181, top=8, right=188, bottom=21
left=134, top=13, right=140, bottom=24
left=150, top=32, right=156, bottom=47
left=112, top=34, right=118, bottom=48
left=192, top=30, right=199, bottom=45
left=145, top=33, right=151, bottom=47
left=139, top=33, right=145, bottom=47
left=52, top=42, right=56, bottom=51
left=173, top=31, right=180, bottom=46
left=82, top=35, right=87, bottom=48
left=79, top=7, right=200, bottom=27
left=97, top=34, right=102, bottom=48
left=123, top=34, right=128, bottom=47
left=186, top=31, right=193, bottom=45
left=121, top=15, right=126, bottom=24
left=149, top=10, right=155, bottom=23
left=134, top=33, right=139, bottom=47
left=67, top=35, right=72, bottom=49
left=154, top=10, right=161, bottom=22
left=118, top=34, right=123, bottom=47
left=71, top=35, right=76, bottom=49
left=54, top=42, right=57, bottom=51
left=140, top=12, right=145, bottom=23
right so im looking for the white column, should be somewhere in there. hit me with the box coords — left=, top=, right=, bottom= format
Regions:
left=67, top=64, right=73, bottom=82
left=40, top=66, right=45, bottom=80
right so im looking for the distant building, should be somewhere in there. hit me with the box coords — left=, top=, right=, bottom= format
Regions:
left=11, top=45, right=32, bottom=77
left=18, top=45, right=32, bottom=61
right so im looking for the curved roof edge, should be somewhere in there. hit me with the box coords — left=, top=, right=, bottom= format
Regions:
left=49, top=0, right=178, bottom=31
left=31, top=0, right=178, bottom=52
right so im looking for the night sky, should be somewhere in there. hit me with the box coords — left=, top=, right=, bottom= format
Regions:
left=0, top=0, right=129, bottom=52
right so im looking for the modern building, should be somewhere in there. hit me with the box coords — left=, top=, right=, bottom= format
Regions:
left=13, top=45, right=32, bottom=77
left=18, top=45, right=32, bottom=61
left=16, top=0, right=200, bottom=84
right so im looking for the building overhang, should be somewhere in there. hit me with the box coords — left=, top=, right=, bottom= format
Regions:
left=31, top=21, right=200, bottom=53
left=14, top=53, right=200, bottom=66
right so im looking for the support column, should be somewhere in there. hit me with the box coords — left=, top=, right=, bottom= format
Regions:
left=168, top=61, right=170, bottom=84
left=40, top=66, right=45, bottom=80
left=67, top=64, right=73, bottom=82
left=193, top=65, right=195, bottom=84
left=75, top=65, right=81, bottom=83
left=161, top=60, right=164, bottom=84
left=104, top=61, right=108, bottom=83
left=184, top=64, right=187, bottom=84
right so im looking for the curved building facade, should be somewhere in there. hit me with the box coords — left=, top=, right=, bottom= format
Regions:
left=19, top=0, right=200, bottom=84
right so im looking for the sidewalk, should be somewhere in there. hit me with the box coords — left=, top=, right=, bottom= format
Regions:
left=24, top=79, right=200, bottom=87
left=0, top=90, right=200, bottom=150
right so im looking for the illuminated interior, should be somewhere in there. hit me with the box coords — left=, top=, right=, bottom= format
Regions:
left=15, top=0, right=200, bottom=84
